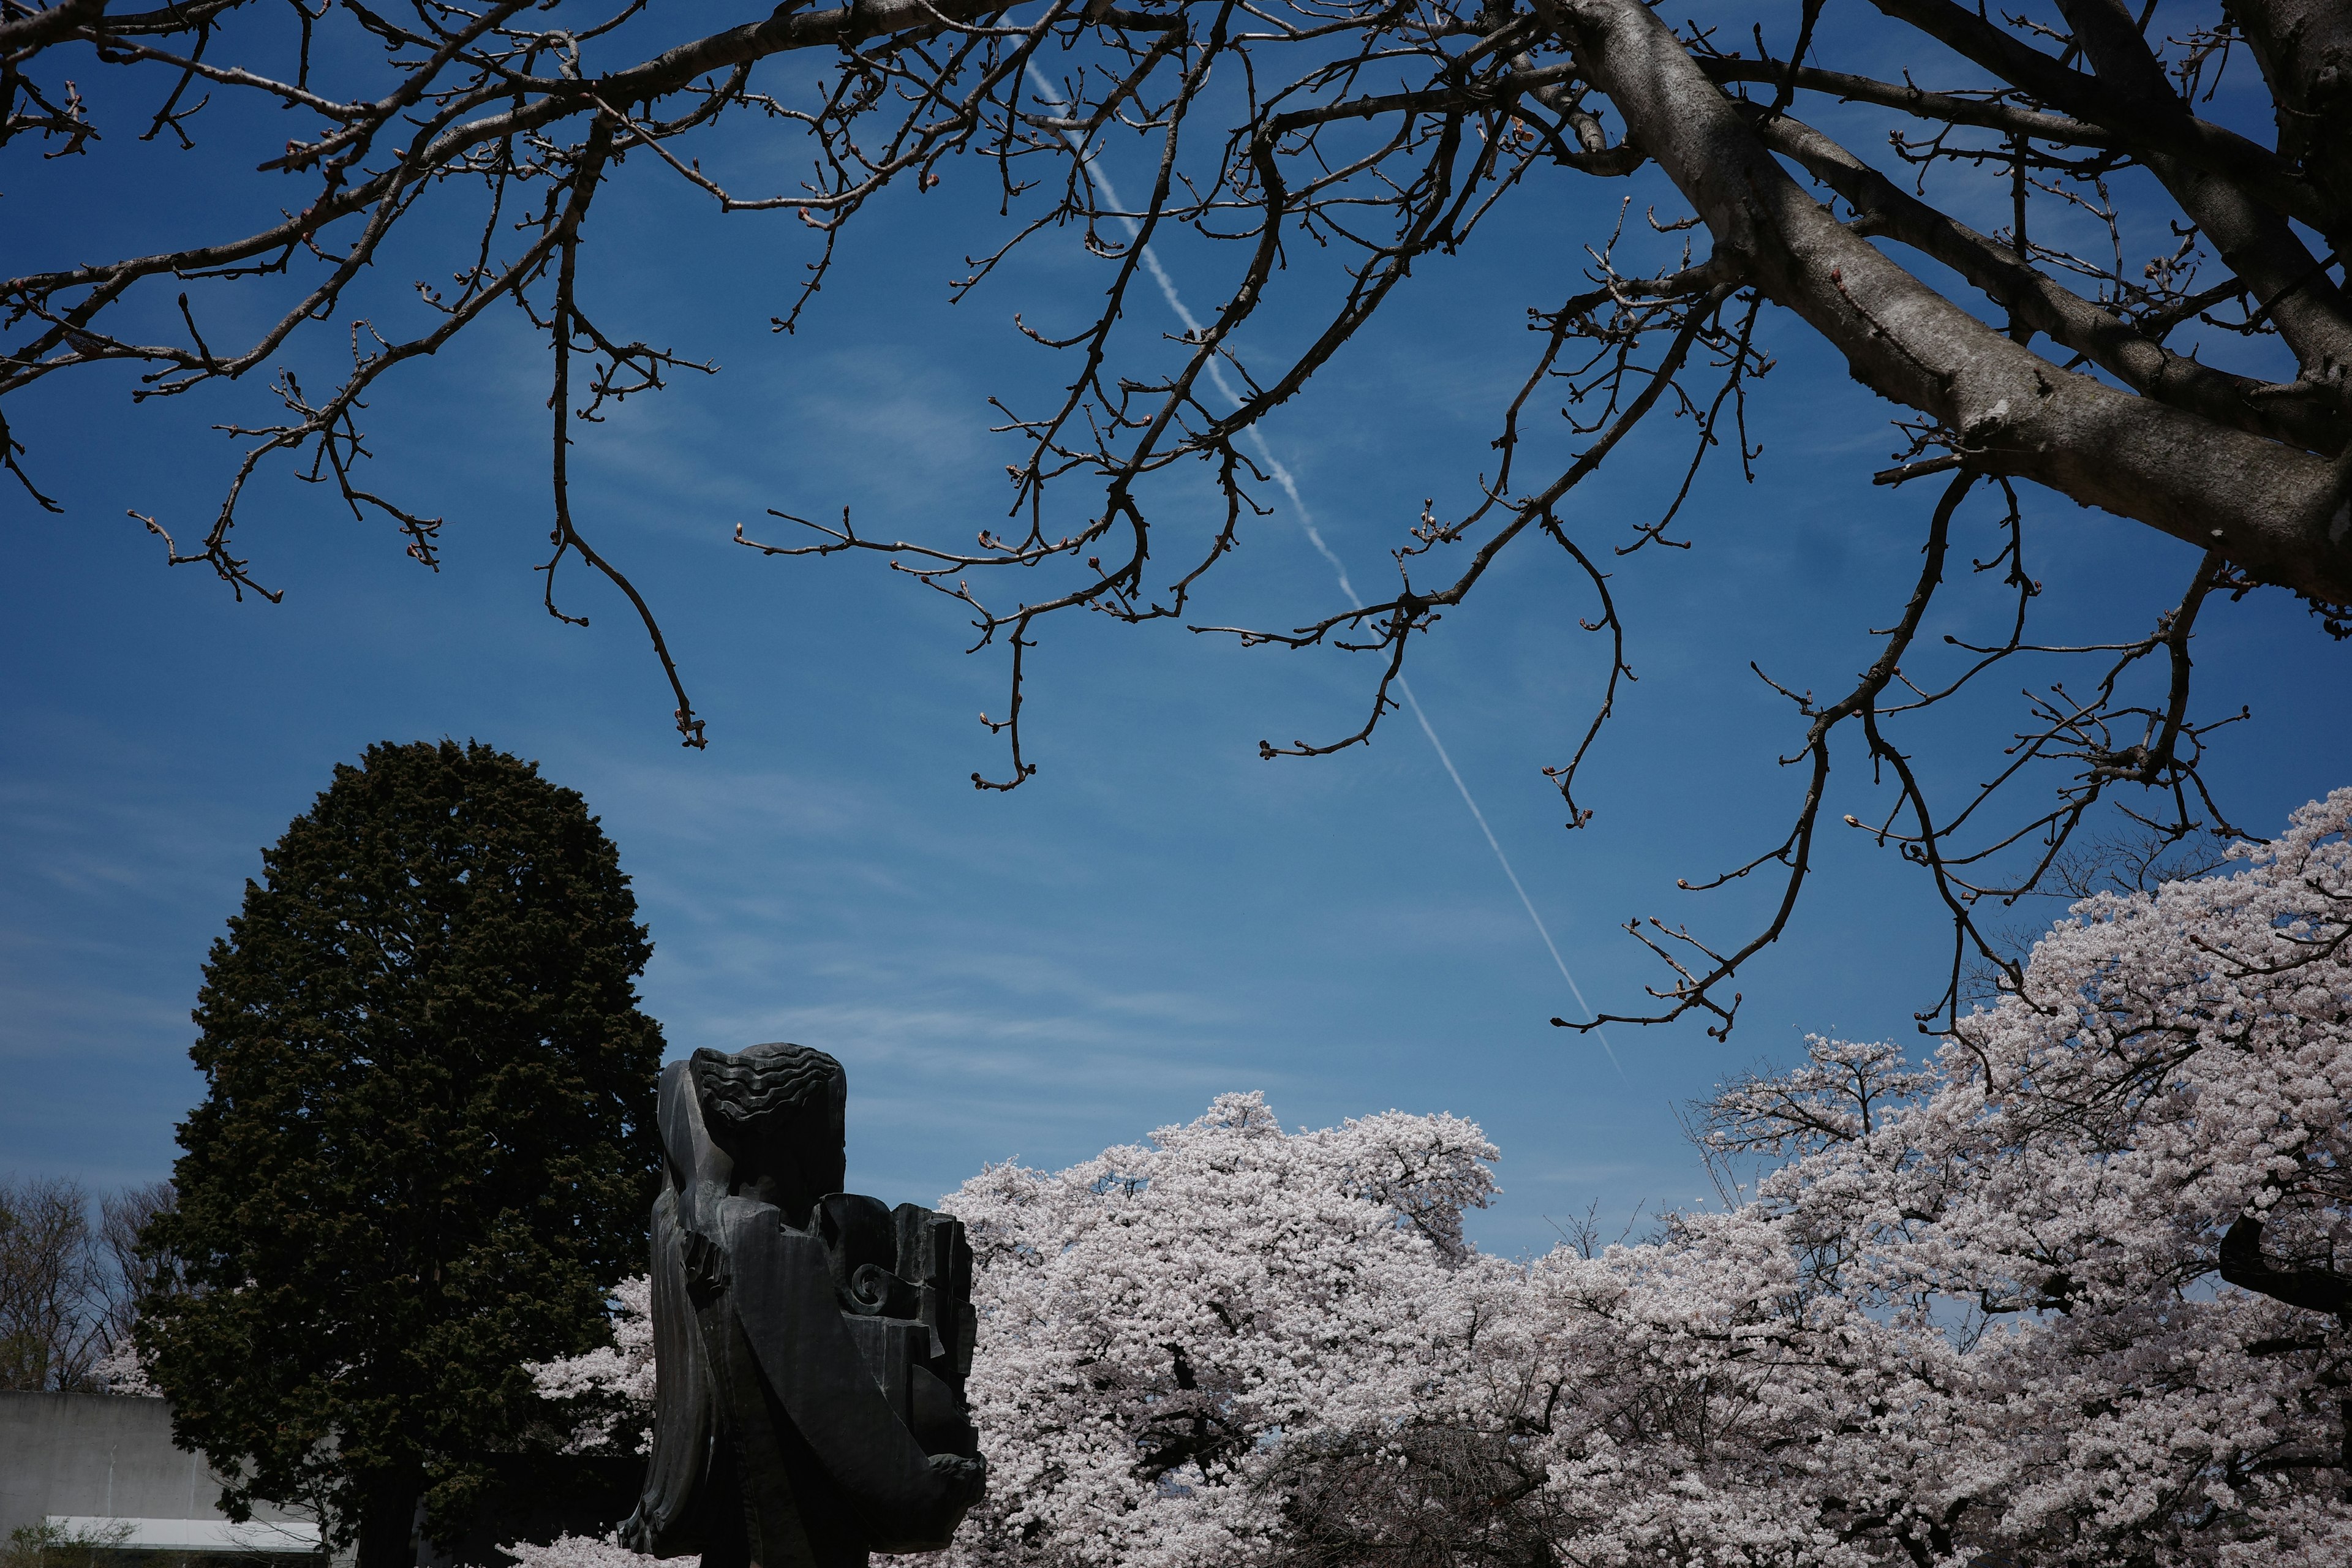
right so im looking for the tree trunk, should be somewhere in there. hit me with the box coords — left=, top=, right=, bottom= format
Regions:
left=355, top=1473, right=422, bottom=1568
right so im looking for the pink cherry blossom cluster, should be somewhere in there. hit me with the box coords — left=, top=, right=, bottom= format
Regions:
left=527, top=1272, right=655, bottom=1455
left=519, top=790, right=2352, bottom=1566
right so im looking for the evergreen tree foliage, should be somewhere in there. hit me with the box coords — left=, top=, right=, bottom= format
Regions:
left=136, top=741, right=665, bottom=1568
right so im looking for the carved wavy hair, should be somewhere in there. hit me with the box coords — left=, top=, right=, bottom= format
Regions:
left=692, top=1042, right=843, bottom=1139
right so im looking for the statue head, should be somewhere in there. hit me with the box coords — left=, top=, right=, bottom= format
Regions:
left=690, top=1041, right=848, bottom=1219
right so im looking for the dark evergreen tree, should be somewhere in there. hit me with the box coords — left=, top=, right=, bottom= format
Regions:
left=137, top=741, right=664, bottom=1568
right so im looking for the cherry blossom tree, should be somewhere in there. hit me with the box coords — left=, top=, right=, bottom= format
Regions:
left=1451, top=786, right=2352, bottom=1566
left=936, top=1094, right=1504, bottom=1568
left=518, top=1096, right=1512, bottom=1568
left=1648, top=784, right=2352, bottom=1565
left=520, top=790, right=2352, bottom=1566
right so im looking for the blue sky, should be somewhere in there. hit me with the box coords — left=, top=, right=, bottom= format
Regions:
left=6, top=4, right=2347, bottom=1256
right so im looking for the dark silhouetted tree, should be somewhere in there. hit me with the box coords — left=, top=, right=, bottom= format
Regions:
left=137, top=740, right=664, bottom=1568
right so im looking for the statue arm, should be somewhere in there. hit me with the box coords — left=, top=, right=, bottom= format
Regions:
left=658, top=1058, right=737, bottom=1279
left=621, top=1185, right=718, bottom=1558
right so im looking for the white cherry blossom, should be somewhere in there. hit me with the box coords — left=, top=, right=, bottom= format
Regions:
left=515, top=791, right=2352, bottom=1567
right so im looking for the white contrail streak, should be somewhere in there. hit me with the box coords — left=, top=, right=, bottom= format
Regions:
left=1023, top=67, right=1623, bottom=1076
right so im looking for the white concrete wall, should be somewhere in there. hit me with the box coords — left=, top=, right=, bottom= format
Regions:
left=0, top=1392, right=311, bottom=1545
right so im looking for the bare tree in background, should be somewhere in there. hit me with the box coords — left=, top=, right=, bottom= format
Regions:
left=96, top=1181, right=180, bottom=1359
left=0, top=1175, right=104, bottom=1390
left=0, top=1176, right=177, bottom=1392
left=6, top=0, right=2348, bottom=1035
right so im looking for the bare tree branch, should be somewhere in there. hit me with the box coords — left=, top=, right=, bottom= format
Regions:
left=11, top=0, right=2348, bottom=1036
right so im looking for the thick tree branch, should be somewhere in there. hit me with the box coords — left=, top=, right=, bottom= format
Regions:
left=2052, top=0, right=2352, bottom=375
left=1549, top=0, right=2352, bottom=605
left=1866, top=0, right=2349, bottom=247
left=0, top=0, right=103, bottom=53
left=2220, top=1214, right=2352, bottom=1320
left=2234, top=0, right=2352, bottom=228
left=1752, top=110, right=2348, bottom=457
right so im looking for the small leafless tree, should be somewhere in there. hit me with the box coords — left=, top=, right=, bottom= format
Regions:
left=6, top=0, right=2347, bottom=1036
left=0, top=1174, right=105, bottom=1390
left=0, top=1175, right=178, bottom=1391
left=96, top=1180, right=181, bottom=1355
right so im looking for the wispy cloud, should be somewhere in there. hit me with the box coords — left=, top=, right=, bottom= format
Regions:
left=1023, top=66, right=1623, bottom=1080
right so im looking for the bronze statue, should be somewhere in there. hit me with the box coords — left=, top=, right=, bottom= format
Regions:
left=622, top=1044, right=986, bottom=1568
